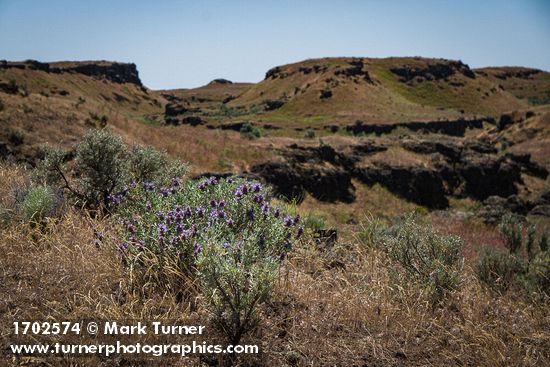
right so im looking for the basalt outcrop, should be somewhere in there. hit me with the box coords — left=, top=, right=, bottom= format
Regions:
left=346, top=117, right=493, bottom=137
left=0, top=60, right=143, bottom=86
left=250, top=137, right=548, bottom=210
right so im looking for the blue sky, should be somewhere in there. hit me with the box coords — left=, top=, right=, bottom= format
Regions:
left=1, top=0, right=549, bottom=89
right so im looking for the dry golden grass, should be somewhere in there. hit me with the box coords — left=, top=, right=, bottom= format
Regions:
left=1, top=165, right=549, bottom=367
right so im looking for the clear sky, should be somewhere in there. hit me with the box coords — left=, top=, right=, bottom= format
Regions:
left=1, top=0, right=549, bottom=89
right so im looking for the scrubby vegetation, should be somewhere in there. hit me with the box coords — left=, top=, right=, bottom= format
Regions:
left=240, top=123, right=261, bottom=140
left=476, top=213, right=550, bottom=300
left=1, top=130, right=550, bottom=366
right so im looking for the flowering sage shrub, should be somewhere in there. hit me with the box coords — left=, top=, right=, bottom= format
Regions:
left=116, top=176, right=302, bottom=343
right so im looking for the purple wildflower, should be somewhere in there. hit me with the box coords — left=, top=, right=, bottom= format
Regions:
left=157, top=223, right=168, bottom=238
left=252, top=183, right=262, bottom=193
left=193, top=242, right=202, bottom=256
left=145, top=201, right=152, bottom=211
left=296, top=224, right=304, bottom=238
left=126, top=222, right=136, bottom=233
left=94, top=230, right=104, bottom=240
left=283, top=216, right=293, bottom=227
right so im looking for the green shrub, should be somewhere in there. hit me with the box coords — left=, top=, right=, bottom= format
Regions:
left=128, top=145, right=186, bottom=184
left=22, top=185, right=57, bottom=222
left=7, top=128, right=24, bottom=146
left=475, top=246, right=524, bottom=293
left=475, top=214, right=550, bottom=299
left=521, top=250, right=550, bottom=301
left=371, top=214, right=463, bottom=301
left=303, top=212, right=326, bottom=231
left=498, top=213, right=524, bottom=254
left=304, top=128, right=315, bottom=139
left=116, top=176, right=302, bottom=344
left=34, top=130, right=187, bottom=212
left=240, top=123, right=261, bottom=140
left=73, top=129, right=129, bottom=208
left=358, top=215, right=388, bottom=249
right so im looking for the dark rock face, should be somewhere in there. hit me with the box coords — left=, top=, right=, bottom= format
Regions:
left=477, top=195, right=529, bottom=224
left=505, top=153, right=548, bottom=179
left=390, top=60, right=475, bottom=83
left=0, top=141, right=12, bottom=159
left=320, top=89, right=332, bottom=99
left=0, top=80, right=19, bottom=94
left=251, top=161, right=355, bottom=203
left=264, top=99, right=285, bottom=111
left=355, top=165, right=449, bottom=208
left=250, top=135, right=547, bottom=210
left=211, top=78, right=233, bottom=84
left=335, top=60, right=375, bottom=84
left=497, top=111, right=525, bottom=130
left=164, top=101, right=205, bottom=126
left=530, top=189, right=550, bottom=217
left=0, top=60, right=143, bottom=86
left=165, top=116, right=204, bottom=126
left=165, top=102, right=190, bottom=117
left=53, top=62, right=143, bottom=86
left=346, top=117, right=491, bottom=137
left=219, top=122, right=251, bottom=131
left=491, top=68, right=542, bottom=80
left=265, top=66, right=283, bottom=80
left=458, top=156, right=521, bottom=200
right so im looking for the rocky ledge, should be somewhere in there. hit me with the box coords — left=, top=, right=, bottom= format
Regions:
left=250, top=137, right=548, bottom=211
left=0, top=60, right=143, bottom=86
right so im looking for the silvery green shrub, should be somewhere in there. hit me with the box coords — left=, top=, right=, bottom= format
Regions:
left=365, top=213, right=463, bottom=302
left=34, top=130, right=185, bottom=211
left=22, top=185, right=58, bottom=222
left=115, top=176, right=302, bottom=343
left=475, top=246, right=524, bottom=294
left=73, top=129, right=129, bottom=208
left=476, top=214, right=549, bottom=301
left=521, top=250, right=550, bottom=301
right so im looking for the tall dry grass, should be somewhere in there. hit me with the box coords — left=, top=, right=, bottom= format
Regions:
left=1, top=164, right=549, bottom=366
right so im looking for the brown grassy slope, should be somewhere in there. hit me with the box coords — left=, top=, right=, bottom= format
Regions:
left=159, top=79, right=253, bottom=103
left=0, top=64, right=270, bottom=173
left=476, top=66, right=550, bottom=105
left=225, top=57, right=528, bottom=125
left=0, top=64, right=163, bottom=159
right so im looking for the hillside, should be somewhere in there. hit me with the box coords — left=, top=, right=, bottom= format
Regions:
left=2, top=57, right=550, bottom=367
left=158, top=57, right=550, bottom=134
left=2, top=57, right=550, bottom=212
